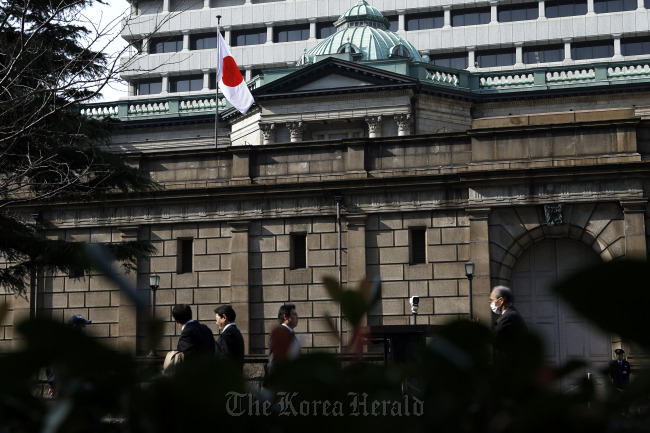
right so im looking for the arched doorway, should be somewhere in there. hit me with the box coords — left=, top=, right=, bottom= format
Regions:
left=511, top=238, right=611, bottom=390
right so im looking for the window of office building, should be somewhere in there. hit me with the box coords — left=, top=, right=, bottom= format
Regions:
left=621, top=36, right=650, bottom=56
left=290, top=233, right=307, bottom=269
left=571, top=40, right=614, bottom=60
left=169, top=74, right=203, bottom=92
left=523, top=44, right=565, bottom=64
left=594, top=0, right=637, bottom=13
left=405, top=11, right=444, bottom=31
left=385, top=15, right=398, bottom=32
left=190, top=32, right=222, bottom=50
left=429, top=52, right=469, bottom=69
left=545, top=0, right=588, bottom=18
left=317, top=22, right=337, bottom=39
left=410, top=228, right=427, bottom=265
left=177, top=238, right=193, bottom=274
left=149, top=36, right=183, bottom=54
left=274, top=24, right=310, bottom=43
left=646, top=0, right=650, bottom=8
left=476, top=48, right=516, bottom=67
left=497, top=2, right=539, bottom=22
left=232, top=28, right=267, bottom=47
left=136, top=79, right=163, bottom=95
left=451, top=7, right=491, bottom=27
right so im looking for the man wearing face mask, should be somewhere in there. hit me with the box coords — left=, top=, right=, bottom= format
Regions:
left=489, top=285, right=528, bottom=348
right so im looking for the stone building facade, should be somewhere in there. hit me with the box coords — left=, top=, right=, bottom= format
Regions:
left=2, top=2, right=650, bottom=393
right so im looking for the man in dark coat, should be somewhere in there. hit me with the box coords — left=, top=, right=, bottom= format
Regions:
left=610, top=348, right=631, bottom=391
left=172, top=304, right=215, bottom=355
left=490, top=285, right=528, bottom=349
left=214, top=304, right=245, bottom=371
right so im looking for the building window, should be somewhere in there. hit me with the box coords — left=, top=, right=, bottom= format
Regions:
left=545, top=0, right=588, bottom=18
left=274, top=24, right=310, bottom=43
left=169, top=74, right=203, bottom=92
left=136, top=79, right=163, bottom=95
left=430, top=52, right=469, bottom=69
left=177, top=238, right=193, bottom=274
left=451, top=7, right=491, bottom=27
left=646, top=0, right=650, bottom=8
left=476, top=48, right=516, bottom=68
left=410, top=228, right=427, bottom=265
left=385, top=15, right=398, bottom=32
left=405, top=11, right=444, bottom=31
left=190, top=32, right=222, bottom=50
left=571, top=40, right=614, bottom=60
left=317, top=22, right=337, bottom=39
left=291, top=233, right=307, bottom=269
left=594, top=0, right=637, bottom=13
left=232, top=28, right=267, bottom=47
left=149, top=36, right=183, bottom=54
left=497, top=2, right=539, bottom=22
left=523, top=44, right=565, bottom=64
left=621, top=36, right=650, bottom=56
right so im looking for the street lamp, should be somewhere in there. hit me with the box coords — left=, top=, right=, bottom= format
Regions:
left=148, top=273, right=160, bottom=357
left=465, top=261, right=475, bottom=320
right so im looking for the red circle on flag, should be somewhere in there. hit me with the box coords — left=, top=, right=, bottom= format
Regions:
left=222, top=56, right=243, bottom=87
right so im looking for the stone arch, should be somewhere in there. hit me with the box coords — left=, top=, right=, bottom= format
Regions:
left=488, top=202, right=625, bottom=287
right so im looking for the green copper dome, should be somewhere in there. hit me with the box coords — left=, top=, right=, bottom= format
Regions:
left=298, top=0, right=423, bottom=65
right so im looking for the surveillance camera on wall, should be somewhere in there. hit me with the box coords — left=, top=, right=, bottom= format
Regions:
left=410, top=296, right=419, bottom=315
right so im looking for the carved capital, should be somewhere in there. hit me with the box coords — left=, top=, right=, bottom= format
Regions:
left=286, top=121, right=305, bottom=142
left=260, top=123, right=275, bottom=144
left=365, top=115, right=382, bottom=137
left=394, top=113, right=413, bottom=136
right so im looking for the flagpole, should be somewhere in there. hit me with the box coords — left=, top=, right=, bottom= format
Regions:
left=215, top=15, right=221, bottom=148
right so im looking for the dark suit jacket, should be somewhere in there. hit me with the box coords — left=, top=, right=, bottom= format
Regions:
left=216, top=324, right=245, bottom=371
left=610, top=359, right=631, bottom=390
left=495, top=306, right=528, bottom=346
left=177, top=320, right=216, bottom=355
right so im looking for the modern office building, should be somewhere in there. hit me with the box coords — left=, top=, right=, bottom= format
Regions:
left=3, top=0, right=650, bottom=390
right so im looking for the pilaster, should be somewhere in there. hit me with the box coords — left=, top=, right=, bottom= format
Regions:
left=229, top=221, right=251, bottom=354
left=466, top=208, right=491, bottom=323
left=621, top=199, right=647, bottom=260
left=117, top=225, right=141, bottom=355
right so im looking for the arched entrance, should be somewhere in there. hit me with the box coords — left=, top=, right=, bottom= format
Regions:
left=511, top=238, right=611, bottom=390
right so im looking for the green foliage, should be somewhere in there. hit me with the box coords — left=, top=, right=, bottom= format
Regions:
left=0, top=0, right=159, bottom=294
left=1, top=262, right=650, bottom=432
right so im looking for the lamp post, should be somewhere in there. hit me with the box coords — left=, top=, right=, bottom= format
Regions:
left=148, top=273, right=160, bottom=357
left=465, top=261, right=475, bottom=320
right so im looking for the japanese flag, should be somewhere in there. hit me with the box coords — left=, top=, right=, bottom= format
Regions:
left=216, top=28, right=254, bottom=114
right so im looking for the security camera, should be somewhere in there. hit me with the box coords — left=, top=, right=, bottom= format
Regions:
left=410, top=296, right=420, bottom=314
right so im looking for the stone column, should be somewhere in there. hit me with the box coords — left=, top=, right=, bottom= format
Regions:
left=229, top=221, right=251, bottom=354
left=286, top=121, right=305, bottom=142
left=161, top=73, right=169, bottom=95
left=539, top=1, right=546, bottom=18
left=117, top=226, right=141, bottom=355
left=202, top=69, right=210, bottom=91
left=182, top=30, right=190, bottom=51
left=638, top=0, right=645, bottom=9
left=394, top=114, right=413, bottom=136
left=613, top=34, right=623, bottom=60
left=260, top=123, right=275, bottom=144
left=587, top=0, right=595, bottom=15
left=142, top=37, right=150, bottom=54
left=266, top=22, right=274, bottom=44
left=622, top=199, right=647, bottom=260
left=443, top=5, right=451, bottom=28
left=224, top=26, right=232, bottom=45
left=203, top=0, right=210, bottom=9
left=489, top=0, right=498, bottom=23
left=346, top=215, right=368, bottom=287
left=397, top=9, right=405, bottom=32
left=466, top=208, right=491, bottom=324
left=309, top=18, right=317, bottom=40
left=563, top=38, right=572, bottom=63
left=365, top=115, right=382, bottom=138
left=514, top=42, right=524, bottom=67
left=468, top=46, right=476, bottom=70
left=162, top=0, right=170, bottom=13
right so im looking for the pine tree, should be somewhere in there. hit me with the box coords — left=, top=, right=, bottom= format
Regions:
left=0, top=0, right=158, bottom=295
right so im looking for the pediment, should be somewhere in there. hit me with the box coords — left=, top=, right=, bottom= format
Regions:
left=252, top=57, right=419, bottom=100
